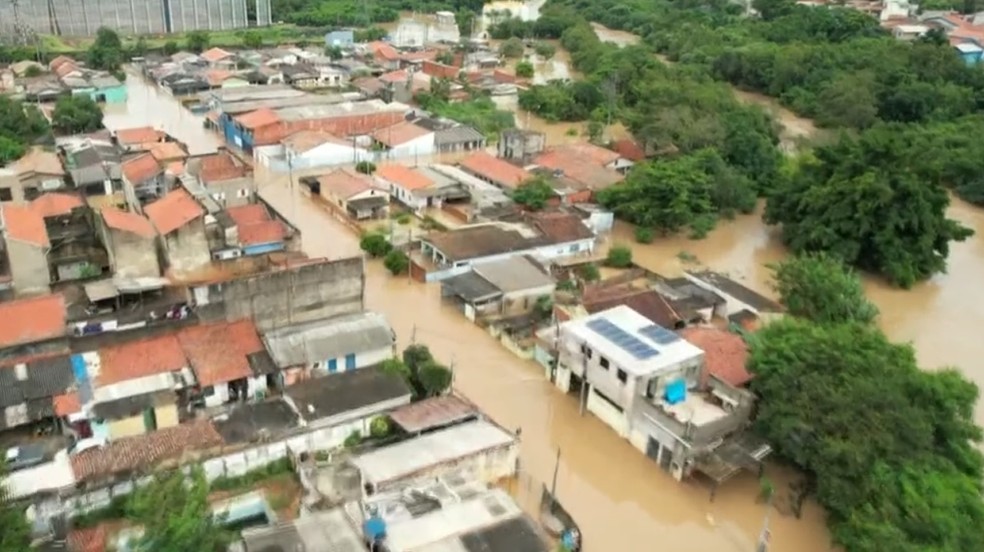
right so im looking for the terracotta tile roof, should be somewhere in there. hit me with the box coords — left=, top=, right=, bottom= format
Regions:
left=282, top=129, right=349, bottom=153
left=372, top=121, right=431, bottom=147
left=369, top=41, right=400, bottom=61
left=198, top=151, right=247, bottom=183
left=238, top=220, right=286, bottom=246
left=316, top=168, right=376, bottom=199
left=402, top=49, right=440, bottom=63
left=565, top=143, right=621, bottom=166
left=201, top=47, right=234, bottom=63
left=148, top=141, right=188, bottom=162
left=70, top=420, right=223, bottom=482
left=534, top=149, right=623, bottom=190
left=54, top=62, right=80, bottom=78
left=30, top=192, right=83, bottom=218
left=96, top=334, right=188, bottom=386
left=389, top=395, right=478, bottom=433
left=144, top=188, right=205, bottom=235
left=679, top=327, right=752, bottom=388
left=527, top=211, right=594, bottom=243
left=53, top=391, right=81, bottom=416
left=67, top=526, right=108, bottom=552
left=226, top=203, right=270, bottom=226
left=422, top=60, right=458, bottom=79
left=584, top=288, right=681, bottom=330
left=48, top=55, right=75, bottom=71
left=235, top=107, right=281, bottom=130
left=166, top=160, right=186, bottom=175
left=100, top=206, right=157, bottom=238
left=2, top=203, right=48, bottom=246
left=14, top=147, right=65, bottom=176
left=375, top=164, right=433, bottom=191
left=204, top=68, right=233, bottom=87
left=121, top=153, right=163, bottom=184
left=116, top=126, right=163, bottom=145
left=0, top=294, right=66, bottom=348
left=178, top=320, right=264, bottom=386
left=379, top=69, right=410, bottom=84
left=612, top=139, right=646, bottom=162
left=459, top=152, right=530, bottom=189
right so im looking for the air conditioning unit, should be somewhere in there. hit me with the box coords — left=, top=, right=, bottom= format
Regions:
left=212, top=248, right=243, bottom=260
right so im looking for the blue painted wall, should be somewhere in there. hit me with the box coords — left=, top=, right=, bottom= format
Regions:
left=242, top=242, right=285, bottom=256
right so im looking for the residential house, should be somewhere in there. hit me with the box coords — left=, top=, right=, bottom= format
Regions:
left=0, top=353, right=76, bottom=433
left=97, top=207, right=160, bottom=278
left=1, top=203, right=51, bottom=294
left=144, top=188, right=210, bottom=274
left=678, top=327, right=753, bottom=389
left=17, top=75, right=65, bottom=103
left=121, top=153, right=166, bottom=206
left=280, top=129, right=371, bottom=171
left=262, top=311, right=396, bottom=384
left=350, top=419, right=518, bottom=494
left=498, top=129, right=545, bottom=162
left=458, top=151, right=531, bottom=191
left=32, top=193, right=109, bottom=283
left=0, top=294, right=67, bottom=354
left=0, top=148, right=67, bottom=201
left=177, top=319, right=271, bottom=408
left=532, top=145, right=626, bottom=203
left=225, top=203, right=289, bottom=256
left=281, top=63, right=319, bottom=89
left=204, top=69, right=249, bottom=89
left=421, top=59, right=459, bottom=80
left=424, top=120, right=486, bottom=154
left=441, top=255, right=555, bottom=321
left=418, top=211, right=596, bottom=281
left=580, top=287, right=685, bottom=330
left=366, top=41, right=401, bottom=70
left=200, top=47, right=237, bottom=69
left=893, top=23, right=930, bottom=40
left=371, top=120, right=435, bottom=160
left=238, top=509, right=364, bottom=552
left=59, top=137, right=124, bottom=207
left=374, top=163, right=435, bottom=211
left=231, top=108, right=282, bottom=153
left=88, top=334, right=192, bottom=440
left=282, top=365, right=411, bottom=431
left=115, top=127, right=166, bottom=151
left=555, top=305, right=757, bottom=481
left=160, top=72, right=210, bottom=95
left=683, top=271, right=783, bottom=322
left=325, top=29, right=355, bottom=48
left=147, top=141, right=189, bottom=165
left=80, top=74, right=127, bottom=104
left=611, top=139, right=646, bottom=163
left=187, top=151, right=253, bottom=208
left=315, top=168, right=390, bottom=220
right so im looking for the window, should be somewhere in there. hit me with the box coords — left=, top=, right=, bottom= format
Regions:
left=0, top=188, right=12, bottom=201
left=237, top=188, right=250, bottom=198
left=212, top=192, right=226, bottom=201
left=580, top=345, right=593, bottom=359
left=568, top=244, right=579, bottom=253
left=599, top=357, right=610, bottom=370
left=617, top=369, right=627, bottom=384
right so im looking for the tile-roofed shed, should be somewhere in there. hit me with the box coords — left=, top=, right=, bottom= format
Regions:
left=178, top=319, right=265, bottom=387
left=147, top=141, right=188, bottom=162
left=389, top=395, right=479, bottom=433
left=144, top=187, right=205, bottom=235
left=679, top=327, right=752, bottom=388
left=317, top=169, right=377, bottom=200
left=115, top=126, right=163, bottom=146
left=14, top=148, right=65, bottom=176
left=376, top=164, right=434, bottom=191
left=100, top=207, right=157, bottom=238
left=70, top=420, right=223, bottom=483
left=0, top=294, right=66, bottom=348
left=372, top=121, right=431, bottom=147
left=459, top=152, right=530, bottom=189
left=584, top=288, right=682, bottom=330
left=195, top=151, right=248, bottom=183
left=201, top=47, right=234, bottom=63
left=30, top=192, right=83, bottom=218
left=527, top=211, right=594, bottom=243
left=226, top=203, right=286, bottom=246
left=121, top=153, right=163, bottom=184
left=95, top=334, right=188, bottom=387
left=2, top=203, right=49, bottom=246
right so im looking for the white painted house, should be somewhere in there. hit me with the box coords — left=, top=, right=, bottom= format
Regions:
left=273, top=129, right=373, bottom=171
left=371, top=120, right=436, bottom=161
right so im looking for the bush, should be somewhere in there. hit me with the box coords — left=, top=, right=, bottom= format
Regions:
left=606, top=246, right=633, bottom=268
left=499, top=37, right=524, bottom=58
left=343, top=430, right=362, bottom=448
left=384, top=250, right=409, bottom=275
left=579, top=263, right=600, bottom=281
left=396, top=213, right=412, bottom=225
left=515, top=60, right=534, bottom=78
left=634, top=227, right=654, bottom=244
left=162, top=40, right=179, bottom=55
left=534, top=42, right=556, bottom=59
left=210, top=457, right=293, bottom=492
left=369, top=416, right=390, bottom=438
left=355, top=160, right=376, bottom=174
left=360, top=233, right=392, bottom=257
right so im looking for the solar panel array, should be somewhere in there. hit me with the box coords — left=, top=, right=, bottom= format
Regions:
left=586, top=318, right=659, bottom=360
left=639, top=324, right=681, bottom=346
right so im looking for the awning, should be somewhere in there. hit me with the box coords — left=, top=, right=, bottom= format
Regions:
left=441, top=272, right=502, bottom=304
left=347, top=196, right=388, bottom=211
left=84, top=279, right=119, bottom=302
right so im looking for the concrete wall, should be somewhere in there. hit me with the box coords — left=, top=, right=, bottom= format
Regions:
left=8, top=240, right=49, bottom=295
left=107, top=403, right=179, bottom=440
left=193, top=256, right=365, bottom=331
left=108, top=229, right=160, bottom=278
left=373, top=440, right=519, bottom=494
left=163, top=220, right=211, bottom=275
left=206, top=177, right=254, bottom=208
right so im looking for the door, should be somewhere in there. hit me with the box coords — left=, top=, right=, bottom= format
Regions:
left=659, top=445, right=673, bottom=472
left=645, top=437, right=661, bottom=462
left=327, top=358, right=338, bottom=373
left=142, top=408, right=157, bottom=433
left=345, top=354, right=357, bottom=371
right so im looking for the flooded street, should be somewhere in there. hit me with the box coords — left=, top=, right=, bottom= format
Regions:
left=102, top=72, right=220, bottom=155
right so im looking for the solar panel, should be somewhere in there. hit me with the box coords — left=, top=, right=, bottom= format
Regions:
left=585, top=318, right=659, bottom=360
left=639, top=324, right=681, bottom=345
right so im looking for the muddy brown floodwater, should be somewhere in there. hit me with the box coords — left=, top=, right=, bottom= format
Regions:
left=256, top=170, right=835, bottom=552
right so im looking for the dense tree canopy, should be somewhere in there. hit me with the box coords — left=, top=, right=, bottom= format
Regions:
left=511, top=176, right=556, bottom=210
left=748, top=319, right=984, bottom=551
left=0, top=96, right=50, bottom=165
left=770, top=253, right=878, bottom=325
left=272, top=0, right=483, bottom=27
left=87, top=27, right=125, bottom=71
left=51, top=96, right=104, bottom=135
left=0, top=463, right=30, bottom=552
left=127, top=468, right=232, bottom=552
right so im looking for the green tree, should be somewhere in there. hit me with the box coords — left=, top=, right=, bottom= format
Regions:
left=369, top=416, right=391, bottom=438
left=771, top=253, right=878, bottom=325
left=417, top=360, right=452, bottom=397
left=132, top=36, right=149, bottom=57
left=242, top=30, right=264, bottom=48
left=23, top=65, right=42, bottom=78
left=634, top=227, right=654, bottom=244
left=380, top=357, right=412, bottom=385
left=0, top=136, right=25, bottom=165
left=579, top=263, right=600, bottom=282
left=534, top=41, right=556, bottom=59
left=0, top=462, right=30, bottom=552
left=605, top=245, right=633, bottom=268
left=402, top=344, right=434, bottom=373
left=162, top=40, right=179, bottom=56
left=436, top=50, right=455, bottom=65
left=87, top=27, right=124, bottom=71
left=360, top=232, right=392, bottom=257
left=765, top=146, right=974, bottom=287
left=383, top=249, right=409, bottom=275
left=512, top=176, right=555, bottom=210
left=186, top=30, right=211, bottom=53
left=325, top=45, right=344, bottom=60
left=355, top=161, right=375, bottom=174
left=127, top=468, right=232, bottom=552
left=499, top=37, right=524, bottom=58
left=815, top=73, right=878, bottom=129
left=51, top=95, right=103, bottom=134
left=515, top=60, right=534, bottom=78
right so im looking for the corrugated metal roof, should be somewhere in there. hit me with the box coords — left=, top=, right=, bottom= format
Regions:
left=262, top=312, right=394, bottom=368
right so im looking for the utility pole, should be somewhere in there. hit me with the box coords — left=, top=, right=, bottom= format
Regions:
left=448, top=355, right=456, bottom=390
left=550, top=447, right=561, bottom=506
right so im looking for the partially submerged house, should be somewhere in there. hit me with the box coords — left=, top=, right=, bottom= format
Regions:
left=144, top=188, right=210, bottom=274
left=282, top=365, right=412, bottom=431
left=315, top=168, right=390, bottom=220
left=441, top=256, right=555, bottom=321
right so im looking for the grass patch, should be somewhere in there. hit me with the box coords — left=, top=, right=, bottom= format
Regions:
left=210, top=457, right=293, bottom=492
left=422, top=97, right=515, bottom=142
left=38, top=24, right=324, bottom=54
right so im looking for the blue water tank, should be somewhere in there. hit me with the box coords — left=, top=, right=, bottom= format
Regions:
left=664, top=379, right=687, bottom=405
left=363, top=515, right=387, bottom=541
